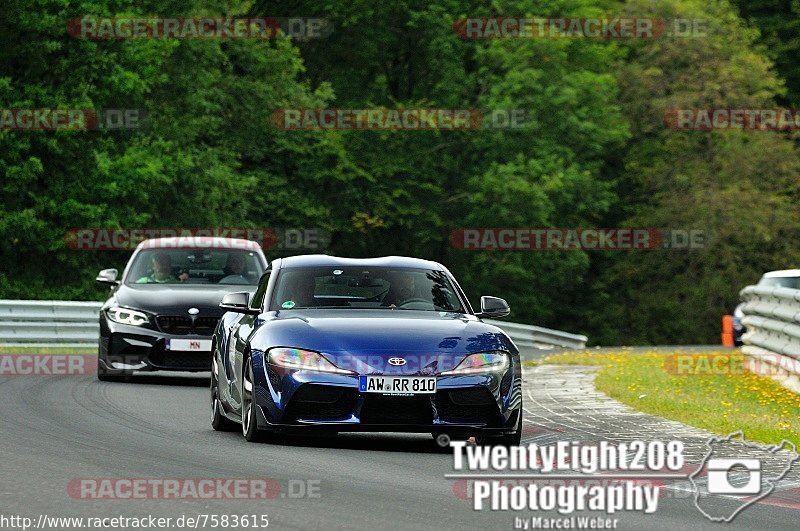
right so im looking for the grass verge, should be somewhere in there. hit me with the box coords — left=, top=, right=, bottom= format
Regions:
left=528, top=350, right=800, bottom=448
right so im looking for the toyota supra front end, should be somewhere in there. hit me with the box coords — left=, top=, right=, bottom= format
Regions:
left=211, top=255, right=522, bottom=446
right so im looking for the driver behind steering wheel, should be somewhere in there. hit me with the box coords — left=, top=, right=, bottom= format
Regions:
left=383, top=273, right=418, bottom=308
left=218, top=253, right=250, bottom=284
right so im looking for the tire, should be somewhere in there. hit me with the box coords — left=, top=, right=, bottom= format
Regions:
left=476, top=407, right=523, bottom=447
left=241, top=357, right=269, bottom=443
left=211, top=358, right=238, bottom=431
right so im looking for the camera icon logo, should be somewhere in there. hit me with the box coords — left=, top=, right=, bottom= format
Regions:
left=706, top=458, right=761, bottom=495
left=690, top=431, right=799, bottom=522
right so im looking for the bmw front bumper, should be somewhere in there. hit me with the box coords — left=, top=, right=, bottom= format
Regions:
left=99, top=314, right=214, bottom=372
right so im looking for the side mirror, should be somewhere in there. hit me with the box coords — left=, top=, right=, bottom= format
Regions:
left=96, top=268, right=119, bottom=285
left=475, top=296, right=510, bottom=318
left=220, top=292, right=260, bottom=314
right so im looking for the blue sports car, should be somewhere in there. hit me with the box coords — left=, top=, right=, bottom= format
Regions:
left=211, top=255, right=522, bottom=446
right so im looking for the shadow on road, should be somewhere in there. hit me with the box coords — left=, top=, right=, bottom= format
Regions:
left=102, top=372, right=210, bottom=387
left=103, top=372, right=463, bottom=453
left=264, top=432, right=460, bottom=454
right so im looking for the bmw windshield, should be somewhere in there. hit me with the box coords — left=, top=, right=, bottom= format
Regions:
left=270, top=267, right=466, bottom=312
left=125, top=248, right=265, bottom=285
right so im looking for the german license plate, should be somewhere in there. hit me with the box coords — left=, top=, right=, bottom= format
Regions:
left=359, top=375, right=436, bottom=395
left=165, top=339, right=211, bottom=351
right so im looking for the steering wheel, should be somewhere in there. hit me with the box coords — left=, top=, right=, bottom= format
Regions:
left=397, top=298, right=430, bottom=308
left=218, top=274, right=249, bottom=285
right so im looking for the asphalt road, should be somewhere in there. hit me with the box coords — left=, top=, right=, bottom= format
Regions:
left=0, top=368, right=796, bottom=530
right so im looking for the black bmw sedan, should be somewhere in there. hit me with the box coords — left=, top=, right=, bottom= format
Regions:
left=95, top=237, right=267, bottom=380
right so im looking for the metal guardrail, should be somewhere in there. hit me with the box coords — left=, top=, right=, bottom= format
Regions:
left=739, top=285, right=800, bottom=380
left=0, top=300, right=102, bottom=347
left=484, top=319, right=587, bottom=350
left=0, top=299, right=588, bottom=350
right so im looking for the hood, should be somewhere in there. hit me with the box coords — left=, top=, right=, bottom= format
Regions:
left=111, top=284, right=256, bottom=316
left=256, top=309, right=515, bottom=375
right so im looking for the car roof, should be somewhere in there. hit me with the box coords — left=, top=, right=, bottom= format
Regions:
left=135, top=237, right=263, bottom=251
left=762, top=269, right=800, bottom=278
left=274, top=254, right=447, bottom=271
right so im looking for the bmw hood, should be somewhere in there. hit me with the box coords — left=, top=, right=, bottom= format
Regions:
left=111, top=284, right=256, bottom=316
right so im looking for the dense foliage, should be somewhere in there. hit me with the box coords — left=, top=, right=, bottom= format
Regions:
left=1, top=0, right=798, bottom=344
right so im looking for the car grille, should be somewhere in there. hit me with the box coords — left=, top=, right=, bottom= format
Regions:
left=156, top=315, right=219, bottom=336
left=266, top=365, right=282, bottom=392
left=104, top=335, right=151, bottom=367
left=284, top=385, right=358, bottom=422
left=99, top=336, right=110, bottom=356
left=500, top=370, right=513, bottom=396
left=157, top=316, right=192, bottom=334
left=148, top=350, right=211, bottom=370
left=436, top=389, right=498, bottom=424
left=360, top=395, right=433, bottom=425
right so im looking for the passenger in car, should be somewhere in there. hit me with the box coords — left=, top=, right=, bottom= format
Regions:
left=136, top=253, right=180, bottom=283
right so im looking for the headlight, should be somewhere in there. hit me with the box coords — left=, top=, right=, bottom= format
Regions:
left=267, top=347, right=354, bottom=374
left=441, top=352, right=509, bottom=375
left=106, top=306, right=150, bottom=326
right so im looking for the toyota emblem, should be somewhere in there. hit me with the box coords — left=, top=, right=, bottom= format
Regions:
left=188, top=307, right=199, bottom=315
left=388, top=357, right=407, bottom=367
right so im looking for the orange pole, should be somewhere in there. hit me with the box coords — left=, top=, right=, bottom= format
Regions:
left=722, top=314, right=733, bottom=334
left=721, top=315, right=734, bottom=346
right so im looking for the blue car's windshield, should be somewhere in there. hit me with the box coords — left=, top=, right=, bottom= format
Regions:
left=270, top=267, right=465, bottom=312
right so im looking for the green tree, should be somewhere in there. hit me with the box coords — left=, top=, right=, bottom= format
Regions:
left=732, top=0, right=800, bottom=105
left=260, top=0, right=630, bottom=330
left=0, top=0, right=353, bottom=299
left=586, top=0, right=800, bottom=344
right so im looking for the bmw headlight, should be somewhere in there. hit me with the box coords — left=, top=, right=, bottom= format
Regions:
left=106, top=306, right=150, bottom=326
left=441, top=351, right=509, bottom=375
left=267, top=347, right=354, bottom=374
